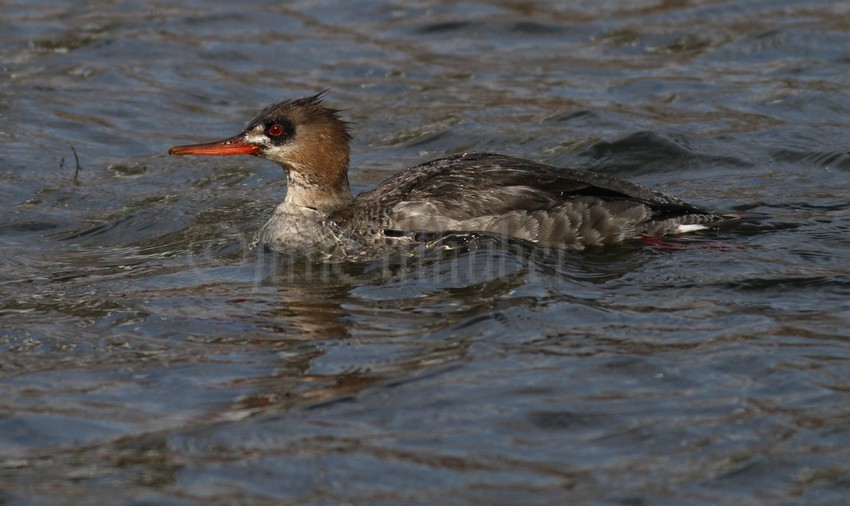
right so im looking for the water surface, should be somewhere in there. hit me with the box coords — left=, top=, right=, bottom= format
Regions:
left=2, top=0, right=850, bottom=503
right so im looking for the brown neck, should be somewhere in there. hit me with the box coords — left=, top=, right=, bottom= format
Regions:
left=283, top=163, right=353, bottom=213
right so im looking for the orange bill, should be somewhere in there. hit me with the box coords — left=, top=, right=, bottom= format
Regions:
left=169, top=136, right=260, bottom=156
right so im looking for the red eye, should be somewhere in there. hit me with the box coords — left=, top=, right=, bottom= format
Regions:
left=268, top=124, right=284, bottom=137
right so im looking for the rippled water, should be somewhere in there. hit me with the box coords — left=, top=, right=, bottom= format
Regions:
left=3, top=0, right=850, bottom=503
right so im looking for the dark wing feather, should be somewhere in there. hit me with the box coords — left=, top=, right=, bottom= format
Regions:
left=350, top=152, right=711, bottom=221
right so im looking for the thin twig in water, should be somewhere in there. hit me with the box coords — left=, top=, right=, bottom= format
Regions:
left=70, top=145, right=82, bottom=185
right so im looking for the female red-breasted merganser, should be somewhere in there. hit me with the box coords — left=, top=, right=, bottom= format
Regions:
left=169, top=93, right=728, bottom=257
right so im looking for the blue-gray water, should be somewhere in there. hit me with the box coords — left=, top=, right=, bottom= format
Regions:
left=3, top=1, right=850, bottom=504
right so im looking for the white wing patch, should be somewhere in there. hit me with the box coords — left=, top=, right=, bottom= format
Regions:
left=675, top=224, right=708, bottom=234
